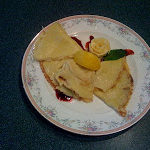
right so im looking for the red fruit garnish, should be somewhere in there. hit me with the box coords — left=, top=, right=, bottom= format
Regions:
left=125, top=49, right=134, bottom=56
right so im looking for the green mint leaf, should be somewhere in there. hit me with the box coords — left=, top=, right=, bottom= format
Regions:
left=103, top=49, right=126, bottom=61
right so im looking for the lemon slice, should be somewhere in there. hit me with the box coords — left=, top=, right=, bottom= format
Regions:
left=74, top=51, right=101, bottom=71
left=89, top=38, right=110, bottom=57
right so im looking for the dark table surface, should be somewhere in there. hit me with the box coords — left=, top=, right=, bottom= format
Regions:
left=1, top=0, right=150, bottom=150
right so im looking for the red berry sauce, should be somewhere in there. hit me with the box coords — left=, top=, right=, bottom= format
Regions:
left=55, top=89, right=72, bottom=102
left=125, top=49, right=134, bottom=56
left=71, top=36, right=85, bottom=50
left=85, top=36, right=94, bottom=51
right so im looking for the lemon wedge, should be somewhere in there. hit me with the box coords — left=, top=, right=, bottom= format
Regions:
left=89, top=38, right=110, bottom=57
left=74, top=51, right=101, bottom=71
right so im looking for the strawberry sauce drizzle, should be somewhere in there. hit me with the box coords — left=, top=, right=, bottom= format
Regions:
left=55, top=89, right=72, bottom=102
left=125, top=49, right=134, bottom=56
left=85, top=36, right=94, bottom=51
left=71, top=36, right=85, bottom=50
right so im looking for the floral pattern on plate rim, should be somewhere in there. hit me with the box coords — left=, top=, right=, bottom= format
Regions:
left=22, top=15, right=150, bottom=135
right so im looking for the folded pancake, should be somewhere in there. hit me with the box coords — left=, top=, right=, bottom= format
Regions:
left=55, top=59, right=95, bottom=102
left=33, top=22, right=82, bottom=61
left=94, top=58, right=125, bottom=92
left=94, top=61, right=133, bottom=117
left=40, top=59, right=77, bottom=98
left=40, top=59, right=68, bottom=87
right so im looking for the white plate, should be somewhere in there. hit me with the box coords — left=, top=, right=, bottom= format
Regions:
left=22, top=15, right=150, bottom=135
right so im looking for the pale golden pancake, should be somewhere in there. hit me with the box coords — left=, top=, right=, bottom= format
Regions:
left=94, top=62, right=133, bottom=117
left=40, top=59, right=76, bottom=98
left=55, top=59, right=95, bottom=102
left=33, top=22, right=82, bottom=61
left=94, top=57, right=126, bottom=92
left=40, top=59, right=95, bottom=102
left=42, top=59, right=69, bottom=86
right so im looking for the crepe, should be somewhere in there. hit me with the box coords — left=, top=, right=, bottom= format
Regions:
left=41, top=59, right=78, bottom=98
left=94, top=62, right=133, bottom=117
left=55, top=59, right=95, bottom=102
left=41, top=59, right=68, bottom=87
left=40, top=59, right=95, bottom=101
left=94, top=58, right=125, bottom=92
left=33, top=22, right=82, bottom=61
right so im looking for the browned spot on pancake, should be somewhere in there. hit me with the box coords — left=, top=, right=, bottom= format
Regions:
left=58, top=76, right=66, bottom=82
